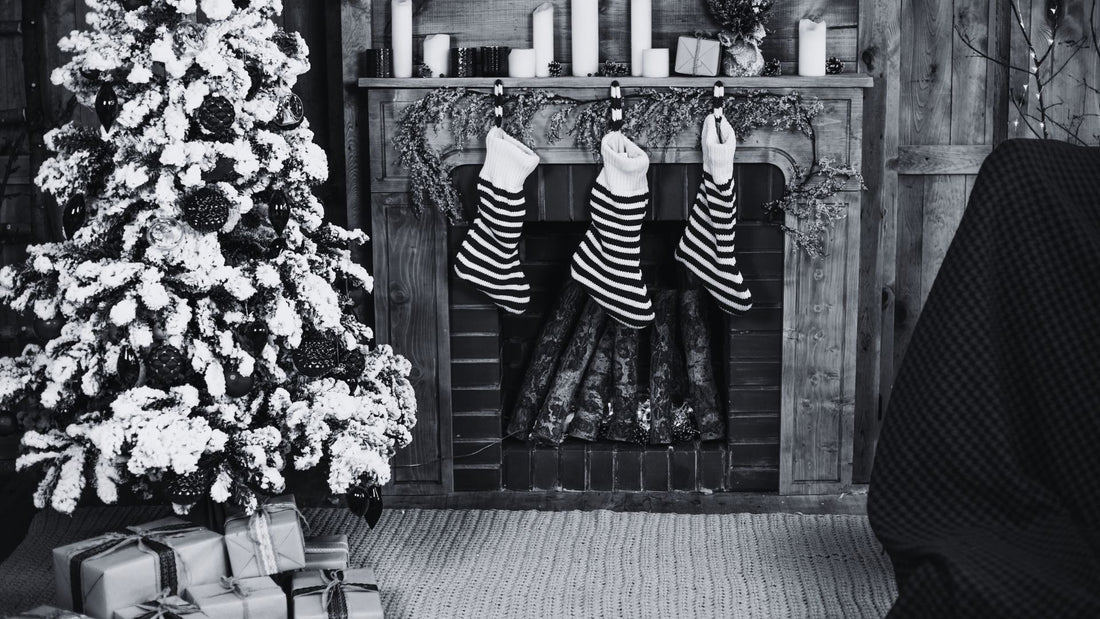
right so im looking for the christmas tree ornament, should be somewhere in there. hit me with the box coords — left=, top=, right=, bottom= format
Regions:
left=242, top=320, right=269, bottom=351
left=825, top=57, right=844, bottom=75
left=0, top=411, right=19, bottom=437
left=94, top=84, right=120, bottom=132
left=117, top=345, right=141, bottom=387
left=234, top=0, right=251, bottom=8
left=146, top=217, right=186, bottom=250
left=273, top=93, right=305, bottom=130
left=122, top=0, right=151, bottom=10
left=267, top=189, right=290, bottom=235
left=364, top=485, right=383, bottom=529
left=32, top=317, right=64, bottom=341
left=182, top=186, right=231, bottom=233
left=147, top=343, right=187, bottom=386
left=333, top=348, right=366, bottom=381
left=294, top=331, right=338, bottom=377
left=196, top=95, right=236, bottom=140
left=225, top=368, right=254, bottom=398
left=166, top=470, right=208, bottom=505
left=346, top=485, right=369, bottom=517
left=245, top=64, right=265, bottom=100
left=62, top=194, right=87, bottom=239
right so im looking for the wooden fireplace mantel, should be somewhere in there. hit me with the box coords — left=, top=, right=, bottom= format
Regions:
left=359, top=77, right=867, bottom=499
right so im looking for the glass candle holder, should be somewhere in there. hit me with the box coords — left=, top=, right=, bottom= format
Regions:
left=480, top=46, right=511, bottom=78
left=364, top=48, right=394, bottom=78
left=450, top=47, right=481, bottom=77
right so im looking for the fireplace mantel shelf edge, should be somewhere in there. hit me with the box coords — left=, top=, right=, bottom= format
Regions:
left=359, top=75, right=874, bottom=89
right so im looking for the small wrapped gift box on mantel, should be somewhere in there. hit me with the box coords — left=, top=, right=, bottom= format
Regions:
left=674, top=34, right=722, bottom=77
left=303, top=535, right=350, bottom=571
left=183, top=576, right=287, bottom=619
left=223, top=495, right=307, bottom=577
left=52, top=517, right=227, bottom=619
left=110, top=592, right=205, bottom=619
left=291, top=568, right=384, bottom=619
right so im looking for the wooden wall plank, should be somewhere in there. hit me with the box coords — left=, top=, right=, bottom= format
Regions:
left=895, top=144, right=993, bottom=174
left=918, top=175, right=965, bottom=305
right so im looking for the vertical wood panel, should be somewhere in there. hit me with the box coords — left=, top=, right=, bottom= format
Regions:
left=918, top=175, right=965, bottom=305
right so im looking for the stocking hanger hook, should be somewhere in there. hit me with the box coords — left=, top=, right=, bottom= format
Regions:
left=609, top=80, right=624, bottom=131
left=713, top=81, right=725, bottom=144
left=493, top=79, right=504, bottom=128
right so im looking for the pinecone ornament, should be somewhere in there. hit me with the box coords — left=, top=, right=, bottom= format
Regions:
left=167, top=470, right=208, bottom=505
left=295, top=332, right=337, bottom=377
left=333, top=349, right=366, bottom=381
left=196, top=95, right=236, bottom=140
left=147, top=343, right=187, bottom=386
left=182, top=187, right=230, bottom=233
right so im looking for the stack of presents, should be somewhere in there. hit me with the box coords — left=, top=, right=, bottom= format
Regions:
left=14, top=496, right=382, bottom=619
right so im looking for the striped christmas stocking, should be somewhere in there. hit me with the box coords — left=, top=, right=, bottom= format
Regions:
left=453, top=127, right=540, bottom=314
left=570, top=131, right=655, bottom=329
left=675, top=115, right=753, bottom=314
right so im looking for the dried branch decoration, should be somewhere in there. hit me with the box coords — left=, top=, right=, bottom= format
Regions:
left=393, top=86, right=860, bottom=257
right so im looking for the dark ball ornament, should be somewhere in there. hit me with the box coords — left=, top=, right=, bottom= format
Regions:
left=117, top=345, right=142, bottom=388
left=182, top=186, right=231, bottom=233
left=825, top=57, right=844, bottom=75
left=267, top=189, right=290, bottom=235
left=147, top=343, right=187, bottom=387
left=295, top=332, right=337, bottom=378
left=0, top=411, right=19, bottom=437
left=95, top=84, right=120, bottom=132
left=32, top=317, right=64, bottom=341
left=122, top=0, right=151, bottom=10
left=333, top=349, right=366, bottom=382
left=166, top=470, right=208, bottom=505
left=63, top=194, right=87, bottom=239
left=242, top=320, right=269, bottom=352
left=347, top=484, right=383, bottom=528
left=225, top=368, right=255, bottom=398
left=196, top=95, right=236, bottom=140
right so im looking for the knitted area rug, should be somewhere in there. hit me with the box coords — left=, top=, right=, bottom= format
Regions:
left=0, top=506, right=896, bottom=618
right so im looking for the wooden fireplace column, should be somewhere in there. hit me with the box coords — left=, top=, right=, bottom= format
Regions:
left=359, top=76, right=871, bottom=501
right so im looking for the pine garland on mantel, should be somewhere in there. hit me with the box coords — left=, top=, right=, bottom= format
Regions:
left=394, top=86, right=862, bottom=257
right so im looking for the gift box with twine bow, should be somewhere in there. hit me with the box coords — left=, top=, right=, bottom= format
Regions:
left=52, top=517, right=227, bottom=619
left=291, top=568, right=383, bottom=619
left=110, top=591, right=205, bottom=619
left=183, top=575, right=287, bottom=619
left=674, top=33, right=722, bottom=76
left=223, top=495, right=308, bottom=578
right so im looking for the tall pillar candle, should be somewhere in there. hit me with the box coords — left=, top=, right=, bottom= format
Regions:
left=641, top=48, right=669, bottom=77
left=798, top=19, right=827, bottom=77
left=423, top=34, right=451, bottom=77
left=509, top=48, right=538, bottom=78
left=630, top=0, right=651, bottom=77
left=391, top=0, right=413, bottom=78
left=571, top=0, right=599, bottom=77
left=533, top=3, right=554, bottom=77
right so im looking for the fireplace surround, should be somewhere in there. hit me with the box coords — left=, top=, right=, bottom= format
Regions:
left=358, top=76, right=870, bottom=504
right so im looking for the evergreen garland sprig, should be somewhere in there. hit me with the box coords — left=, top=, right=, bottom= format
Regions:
left=392, top=86, right=854, bottom=255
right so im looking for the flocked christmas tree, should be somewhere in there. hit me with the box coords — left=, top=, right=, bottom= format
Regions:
left=0, top=0, right=416, bottom=515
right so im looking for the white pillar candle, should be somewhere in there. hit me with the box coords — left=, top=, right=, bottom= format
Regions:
left=423, top=34, right=451, bottom=78
left=509, top=48, right=538, bottom=78
left=630, top=0, right=651, bottom=77
left=571, top=0, right=599, bottom=77
left=641, top=48, right=669, bottom=78
left=391, top=0, right=414, bottom=78
left=533, top=3, right=554, bottom=78
left=798, top=19, right=827, bottom=77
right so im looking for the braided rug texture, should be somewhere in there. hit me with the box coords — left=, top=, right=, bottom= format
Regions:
left=0, top=507, right=895, bottom=618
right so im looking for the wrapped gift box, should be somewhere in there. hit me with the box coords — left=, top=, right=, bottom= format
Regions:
left=111, top=594, right=204, bottom=619
left=183, top=576, right=287, bottom=619
left=303, top=535, right=349, bottom=571
left=53, top=517, right=227, bottom=619
left=674, top=35, right=722, bottom=77
left=291, top=569, right=383, bottom=619
left=224, top=495, right=307, bottom=577
left=12, top=606, right=92, bottom=618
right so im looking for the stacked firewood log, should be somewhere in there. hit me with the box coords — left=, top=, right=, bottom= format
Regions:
left=508, top=281, right=724, bottom=445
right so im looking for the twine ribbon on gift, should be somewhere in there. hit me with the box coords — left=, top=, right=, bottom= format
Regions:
left=292, top=569, right=379, bottom=619
left=66, top=523, right=202, bottom=614
left=227, top=498, right=310, bottom=576
left=132, top=589, right=203, bottom=619
left=692, top=31, right=707, bottom=76
left=209, top=576, right=256, bottom=619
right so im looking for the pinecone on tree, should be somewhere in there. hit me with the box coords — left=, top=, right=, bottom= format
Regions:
left=196, top=95, right=236, bottom=140
left=166, top=470, right=209, bottom=505
left=333, top=349, right=366, bottom=381
left=147, top=343, right=187, bottom=387
left=295, top=332, right=337, bottom=377
left=182, top=187, right=230, bottom=233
